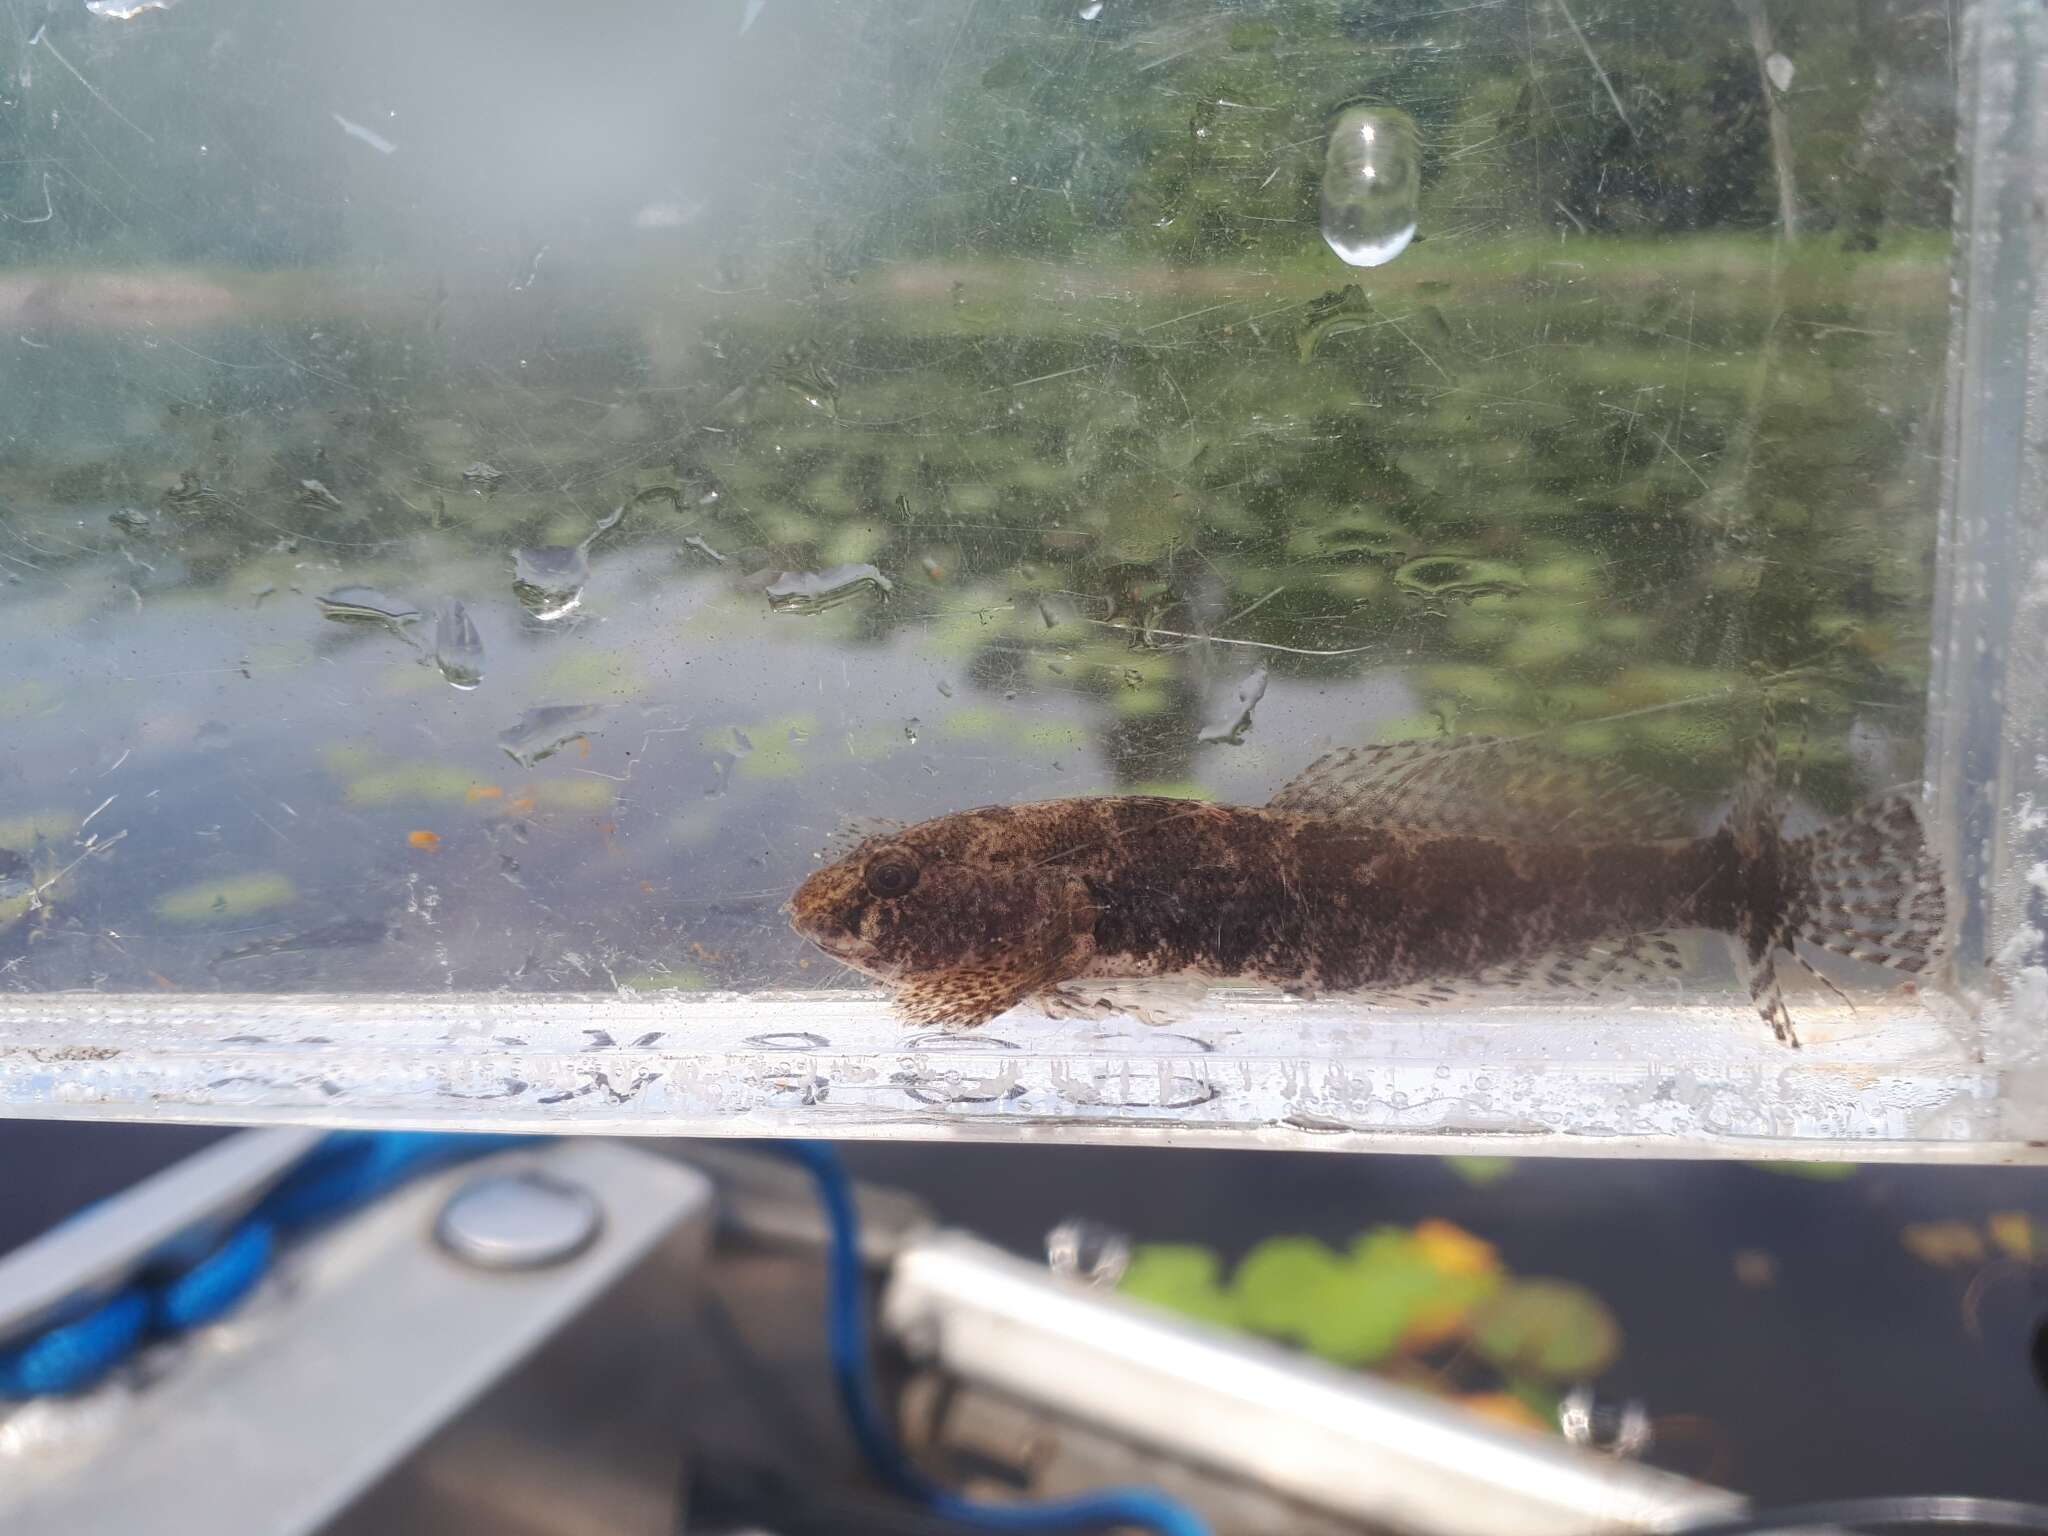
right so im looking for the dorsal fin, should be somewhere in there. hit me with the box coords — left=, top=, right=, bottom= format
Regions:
left=1266, top=736, right=1697, bottom=842
left=820, top=815, right=906, bottom=860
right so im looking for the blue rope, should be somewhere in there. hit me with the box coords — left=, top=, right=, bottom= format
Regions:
left=779, top=1139, right=1214, bottom=1536
left=0, top=1132, right=526, bottom=1398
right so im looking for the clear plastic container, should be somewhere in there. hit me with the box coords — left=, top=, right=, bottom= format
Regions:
left=0, top=0, right=2040, bottom=1156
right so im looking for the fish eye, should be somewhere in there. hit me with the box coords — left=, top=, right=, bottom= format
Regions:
left=863, top=851, right=921, bottom=899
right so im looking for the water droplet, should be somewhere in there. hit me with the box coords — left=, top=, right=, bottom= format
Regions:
left=462, top=461, right=504, bottom=495
left=1320, top=104, right=1420, bottom=269
left=497, top=704, right=600, bottom=769
left=764, top=563, right=894, bottom=614
left=512, top=504, right=625, bottom=621
left=86, top=0, right=177, bottom=18
left=511, top=550, right=587, bottom=621
left=1078, top=0, right=1103, bottom=17
left=433, top=601, right=485, bottom=690
left=1393, top=555, right=1526, bottom=599
left=903, top=717, right=920, bottom=744
left=316, top=586, right=421, bottom=628
left=936, top=679, right=954, bottom=698
left=1198, top=665, right=1268, bottom=744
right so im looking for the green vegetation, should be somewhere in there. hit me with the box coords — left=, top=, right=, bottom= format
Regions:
left=0, top=0, right=1948, bottom=813
left=1121, top=1219, right=1621, bottom=1432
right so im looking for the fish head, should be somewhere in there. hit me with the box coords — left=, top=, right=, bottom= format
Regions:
left=789, top=807, right=1093, bottom=990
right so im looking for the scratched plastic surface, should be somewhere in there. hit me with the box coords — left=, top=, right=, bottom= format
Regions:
left=0, top=0, right=2041, bottom=1154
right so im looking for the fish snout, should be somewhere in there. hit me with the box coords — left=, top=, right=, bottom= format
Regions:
left=788, top=870, right=869, bottom=959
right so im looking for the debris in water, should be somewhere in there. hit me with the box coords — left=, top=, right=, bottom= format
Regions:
left=1296, top=284, right=1378, bottom=363
left=1393, top=556, right=1527, bottom=600
left=213, top=917, right=387, bottom=966
left=296, top=478, right=345, bottom=512
left=462, top=462, right=504, bottom=495
left=631, top=198, right=706, bottom=229
left=408, top=830, right=442, bottom=852
left=433, top=600, right=485, bottom=689
left=1198, top=665, right=1269, bottom=744
left=163, top=470, right=229, bottom=514
left=675, top=465, right=725, bottom=507
left=332, top=112, right=398, bottom=155
left=1078, top=0, right=1104, bottom=17
left=683, top=535, right=726, bottom=564
left=1765, top=52, right=1795, bottom=92
left=765, top=563, right=894, bottom=614
left=775, top=350, right=839, bottom=416
left=108, top=507, right=153, bottom=535
left=86, top=0, right=178, bottom=16
left=498, top=705, right=601, bottom=769
left=316, top=586, right=421, bottom=628
left=1320, top=104, right=1420, bottom=268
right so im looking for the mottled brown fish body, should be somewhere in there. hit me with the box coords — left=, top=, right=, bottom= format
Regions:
left=789, top=733, right=1945, bottom=1037
left=1065, top=799, right=1743, bottom=993
left=791, top=796, right=1748, bottom=1025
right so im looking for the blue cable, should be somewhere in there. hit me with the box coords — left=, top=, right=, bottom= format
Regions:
left=0, top=1288, right=151, bottom=1398
left=0, top=1131, right=528, bottom=1398
left=780, top=1139, right=1214, bottom=1536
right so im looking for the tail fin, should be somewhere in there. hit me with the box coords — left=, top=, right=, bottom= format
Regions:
left=1741, top=794, right=1947, bottom=1048
left=1789, top=795, right=1948, bottom=977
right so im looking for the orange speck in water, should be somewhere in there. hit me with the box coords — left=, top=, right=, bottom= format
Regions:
left=640, top=881, right=656, bottom=894
left=508, top=795, right=537, bottom=815
left=578, top=738, right=592, bottom=759
left=408, top=830, right=442, bottom=852
left=149, top=971, right=179, bottom=990
left=466, top=784, right=503, bottom=802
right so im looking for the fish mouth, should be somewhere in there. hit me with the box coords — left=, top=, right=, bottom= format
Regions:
left=788, top=879, right=883, bottom=970
left=797, top=924, right=896, bottom=982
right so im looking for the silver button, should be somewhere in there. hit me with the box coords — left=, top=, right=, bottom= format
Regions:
left=435, top=1171, right=602, bottom=1270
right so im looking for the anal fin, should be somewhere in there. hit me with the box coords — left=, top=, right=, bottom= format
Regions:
left=1349, top=930, right=1694, bottom=1010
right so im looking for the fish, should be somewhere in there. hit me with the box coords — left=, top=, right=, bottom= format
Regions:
left=787, top=733, right=1948, bottom=1044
